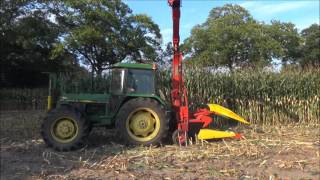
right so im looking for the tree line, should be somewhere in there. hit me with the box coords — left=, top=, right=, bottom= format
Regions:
left=1, top=1, right=319, bottom=88
left=182, top=5, right=319, bottom=70
left=1, top=0, right=162, bottom=87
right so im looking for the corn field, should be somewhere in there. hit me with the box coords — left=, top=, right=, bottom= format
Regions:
left=159, top=67, right=320, bottom=125
left=0, top=88, right=47, bottom=110
left=1, top=68, right=319, bottom=125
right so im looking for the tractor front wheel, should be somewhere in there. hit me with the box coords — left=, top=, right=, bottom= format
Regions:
left=116, top=98, right=169, bottom=145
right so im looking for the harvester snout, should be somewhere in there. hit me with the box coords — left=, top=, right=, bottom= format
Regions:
left=189, top=104, right=249, bottom=140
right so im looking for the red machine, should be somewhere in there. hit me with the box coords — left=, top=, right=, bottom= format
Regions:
left=168, top=0, right=189, bottom=144
left=168, top=0, right=249, bottom=144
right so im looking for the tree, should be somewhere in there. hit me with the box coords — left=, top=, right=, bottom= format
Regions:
left=183, top=4, right=281, bottom=70
left=299, top=24, right=320, bottom=68
left=157, top=42, right=173, bottom=69
left=0, top=0, right=75, bottom=87
left=51, top=0, right=162, bottom=76
left=267, top=21, right=301, bottom=65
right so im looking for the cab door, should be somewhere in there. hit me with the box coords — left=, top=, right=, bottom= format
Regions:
left=109, top=68, right=126, bottom=118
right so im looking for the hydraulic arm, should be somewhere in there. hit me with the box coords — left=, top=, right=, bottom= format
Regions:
left=168, top=0, right=189, bottom=143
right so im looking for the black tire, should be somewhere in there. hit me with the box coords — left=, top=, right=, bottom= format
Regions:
left=41, top=106, right=91, bottom=151
left=115, top=98, right=169, bottom=145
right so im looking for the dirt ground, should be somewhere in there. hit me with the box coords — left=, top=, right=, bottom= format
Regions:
left=0, top=110, right=319, bottom=180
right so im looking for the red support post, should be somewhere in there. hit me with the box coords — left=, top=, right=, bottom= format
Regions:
left=168, top=0, right=189, bottom=142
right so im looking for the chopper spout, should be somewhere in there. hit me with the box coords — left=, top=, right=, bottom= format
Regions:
left=207, top=104, right=250, bottom=124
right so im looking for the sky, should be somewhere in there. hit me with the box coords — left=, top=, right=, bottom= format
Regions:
left=124, top=0, right=320, bottom=46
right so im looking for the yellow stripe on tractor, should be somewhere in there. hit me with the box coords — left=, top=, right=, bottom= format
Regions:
left=198, top=129, right=236, bottom=140
left=207, top=104, right=250, bottom=124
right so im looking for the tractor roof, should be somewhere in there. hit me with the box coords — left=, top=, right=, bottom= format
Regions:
left=112, top=63, right=156, bottom=70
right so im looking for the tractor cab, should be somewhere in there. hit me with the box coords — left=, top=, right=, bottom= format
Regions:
left=109, top=63, right=157, bottom=96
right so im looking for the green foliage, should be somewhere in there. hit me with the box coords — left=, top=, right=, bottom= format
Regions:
left=2, top=67, right=319, bottom=125
left=208, top=4, right=251, bottom=21
left=299, top=24, right=320, bottom=68
left=0, top=0, right=162, bottom=87
left=159, top=67, right=320, bottom=124
left=52, top=71, right=110, bottom=94
left=158, top=42, right=174, bottom=68
left=1, top=1, right=318, bottom=90
left=183, top=4, right=282, bottom=70
left=0, top=0, right=77, bottom=87
left=51, top=0, right=162, bottom=75
left=0, top=88, right=47, bottom=110
left=267, top=21, right=301, bottom=65
left=182, top=4, right=314, bottom=70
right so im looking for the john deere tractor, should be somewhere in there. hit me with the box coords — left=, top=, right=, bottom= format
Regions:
left=41, top=0, right=249, bottom=151
left=41, top=63, right=172, bottom=151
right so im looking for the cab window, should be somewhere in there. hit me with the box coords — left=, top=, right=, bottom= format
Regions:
left=110, top=69, right=125, bottom=94
left=126, top=69, right=155, bottom=94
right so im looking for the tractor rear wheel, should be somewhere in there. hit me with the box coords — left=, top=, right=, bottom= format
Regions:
left=116, top=98, right=169, bottom=145
left=41, top=106, right=90, bottom=151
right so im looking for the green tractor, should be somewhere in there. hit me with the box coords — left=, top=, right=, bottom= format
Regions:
left=41, top=63, right=171, bottom=151
left=41, top=0, right=250, bottom=151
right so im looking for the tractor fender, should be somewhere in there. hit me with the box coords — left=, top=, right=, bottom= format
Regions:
left=122, top=95, right=167, bottom=108
left=113, top=95, right=168, bottom=123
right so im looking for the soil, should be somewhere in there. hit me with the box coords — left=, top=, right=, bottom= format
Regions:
left=0, top=110, right=319, bottom=180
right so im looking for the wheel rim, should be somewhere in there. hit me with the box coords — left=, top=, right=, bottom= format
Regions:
left=126, top=108, right=160, bottom=142
left=51, top=117, right=78, bottom=143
